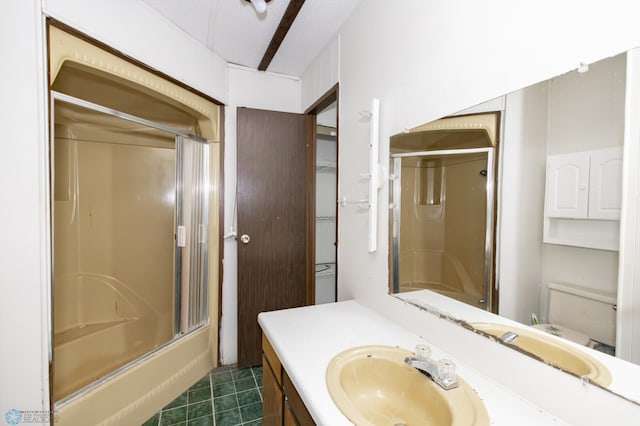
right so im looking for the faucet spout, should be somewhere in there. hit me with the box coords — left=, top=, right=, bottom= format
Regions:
left=500, top=331, right=519, bottom=344
left=405, top=356, right=459, bottom=390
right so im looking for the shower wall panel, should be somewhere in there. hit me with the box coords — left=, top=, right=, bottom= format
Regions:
left=442, top=156, right=487, bottom=300
left=398, top=154, right=487, bottom=306
left=53, top=131, right=175, bottom=400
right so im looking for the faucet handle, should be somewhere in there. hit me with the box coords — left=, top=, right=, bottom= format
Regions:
left=437, top=359, right=456, bottom=382
left=415, top=344, right=431, bottom=361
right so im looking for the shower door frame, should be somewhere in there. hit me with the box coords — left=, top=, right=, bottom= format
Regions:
left=50, top=91, right=211, bottom=405
left=390, top=146, right=496, bottom=311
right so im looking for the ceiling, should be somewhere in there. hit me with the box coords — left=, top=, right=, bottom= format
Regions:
left=141, top=0, right=362, bottom=76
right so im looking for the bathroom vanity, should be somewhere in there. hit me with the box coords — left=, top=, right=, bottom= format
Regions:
left=258, top=300, right=567, bottom=425
left=262, top=333, right=314, bottom=425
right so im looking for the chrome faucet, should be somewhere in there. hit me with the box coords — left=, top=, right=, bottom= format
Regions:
left=500, top=331, right=519, bottom=344
left=404, top=345, right=459, bottom=390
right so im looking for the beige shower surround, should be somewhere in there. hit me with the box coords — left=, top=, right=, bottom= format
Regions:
left=49, top=25, right=221, bottom=426
left=49, top=26, right=220, bottom=140
left=410, top=113, right=498, bottom=146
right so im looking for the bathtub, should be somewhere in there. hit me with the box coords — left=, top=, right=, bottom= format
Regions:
left=399, top=250, right=484, bottom=308
left=53, top=273, right=171, bottom=401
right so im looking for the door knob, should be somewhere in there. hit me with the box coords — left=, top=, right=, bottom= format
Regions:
left=240, top=234, right=251, bottom=244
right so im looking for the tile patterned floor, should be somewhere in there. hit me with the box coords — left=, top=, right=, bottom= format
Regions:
left=141, top=365, right=263, bottom=426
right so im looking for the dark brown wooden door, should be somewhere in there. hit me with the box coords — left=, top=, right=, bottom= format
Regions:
left=237, top=107, right=308, bottom=367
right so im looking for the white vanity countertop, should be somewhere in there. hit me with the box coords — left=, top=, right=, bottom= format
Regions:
left=258, top=300, right=566, bottom=425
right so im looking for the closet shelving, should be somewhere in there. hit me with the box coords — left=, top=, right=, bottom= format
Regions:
left=316, top=161, right=337, bottom=173
left=316, top=215, right=336, bottom=223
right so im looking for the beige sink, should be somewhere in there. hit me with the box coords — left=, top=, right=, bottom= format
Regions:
left=326, top=345, right=489, bottom=426
left=471, top=323, right=611, bottom=387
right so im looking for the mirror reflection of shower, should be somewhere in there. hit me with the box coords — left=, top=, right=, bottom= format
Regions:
left=390, top=113, right=499, bottom=311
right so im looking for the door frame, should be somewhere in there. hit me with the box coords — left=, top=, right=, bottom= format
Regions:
left=304, top=84, right=339, bottom=305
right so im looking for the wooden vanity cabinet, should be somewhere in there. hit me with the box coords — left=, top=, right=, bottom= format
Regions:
left=262, top=334, right=315, bottom=426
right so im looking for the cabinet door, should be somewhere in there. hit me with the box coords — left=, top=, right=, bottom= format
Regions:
left=588, top=147, right=623, bottom=220
left=262, top=355, right=283, bottom=426
left=284, top=400, right=298, bottom=426
left=545, top=152, right=590, bottom=218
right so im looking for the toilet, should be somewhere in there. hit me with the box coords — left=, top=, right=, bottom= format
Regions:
left=533, top=281, right=617, bottom=347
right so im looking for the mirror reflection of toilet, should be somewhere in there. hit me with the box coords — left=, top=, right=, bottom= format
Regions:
left=533, top=282, right=617, bottom=350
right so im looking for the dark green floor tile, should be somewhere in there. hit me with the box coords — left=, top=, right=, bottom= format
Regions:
left=244, top=419, right=263, bottom=426
left=251, top=365, right=263, bottom=376
left=234, top=377, right=256, bottom=392
left=212, top=371, right=233, bottom=384
left=164, top=393, right=188, bottom=410
left=231, top=368, right=254, bottom=381
left=187, top=414, right=213, bottom=426
left=254, top=374, right=263, bottom=387
left=141, top=413, right=160, bottom=426
left=215, top=408, right=242, bottom=426
left=212, top=381, right=236, bottom=397
left=190, top=376, right=211, bottom=390
left=188, top=387, right=211, bottom=404
left=236, top=389, right=261, bottom=407
left=160, top=406, right=187, bottom=425
left=214, top=394, right=238, bottom=412
left=188, top=401, right=213, bottom=419
left=239, top=402, right=262, bottom=423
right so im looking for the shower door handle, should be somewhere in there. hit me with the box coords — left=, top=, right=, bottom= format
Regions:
left=240, top=234, right=251, bottom=244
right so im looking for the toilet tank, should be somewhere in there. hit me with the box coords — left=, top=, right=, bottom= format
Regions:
left=547, top=281, right=617, bottom=346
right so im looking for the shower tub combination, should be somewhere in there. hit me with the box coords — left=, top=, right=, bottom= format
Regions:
left=53, top=273, right=168, bottom=400
left=398, top=250, right=484, bottom=307
left=48, top=26, right=220, bottom=424
left=51, top=94, right=210, bottom=403
left=390, top=113, right=499, bottom=310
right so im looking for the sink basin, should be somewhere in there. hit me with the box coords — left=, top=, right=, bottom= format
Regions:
left=471, top=322, right=611, bottom=387
left=326, top=345, right=489, bottom=426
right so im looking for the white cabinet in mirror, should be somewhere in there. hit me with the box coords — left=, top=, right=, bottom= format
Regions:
left=389, top=48, right=640, bottom=405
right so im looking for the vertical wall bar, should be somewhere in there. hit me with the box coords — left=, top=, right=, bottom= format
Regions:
left=368, top=98, right=380, bottom=253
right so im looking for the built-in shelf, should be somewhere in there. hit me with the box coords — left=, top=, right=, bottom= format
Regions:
left=316, top=161, right=337, bottom=173
left=317, top=125, right=337, bottom=137
left=316, top=215, right=336, bottom=223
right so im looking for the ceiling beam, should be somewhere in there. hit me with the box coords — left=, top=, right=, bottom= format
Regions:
left=258, top=0, right=305, bottom=71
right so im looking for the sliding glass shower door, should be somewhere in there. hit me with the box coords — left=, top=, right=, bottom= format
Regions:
left=51, top=92, right=210, bottom=402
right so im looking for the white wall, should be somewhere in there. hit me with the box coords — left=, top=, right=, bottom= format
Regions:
left=220, top=65, right=302, bottom=364
left=0, top=0, right=50, bottom=416
left=498, top=81, right=548, bottom=323
left=301, top=36, right=340, bottom=111
left=618, top=47, right=640, bottom=363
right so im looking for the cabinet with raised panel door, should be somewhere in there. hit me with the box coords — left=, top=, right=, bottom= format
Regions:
left=545, top=147, right=622, bottom=220
left=543, top=146, right=623, bottom=250
left=262, top=334, right=315, bottom=426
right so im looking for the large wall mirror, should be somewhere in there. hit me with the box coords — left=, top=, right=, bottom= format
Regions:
left=389, top=48, right=640, bottom=403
